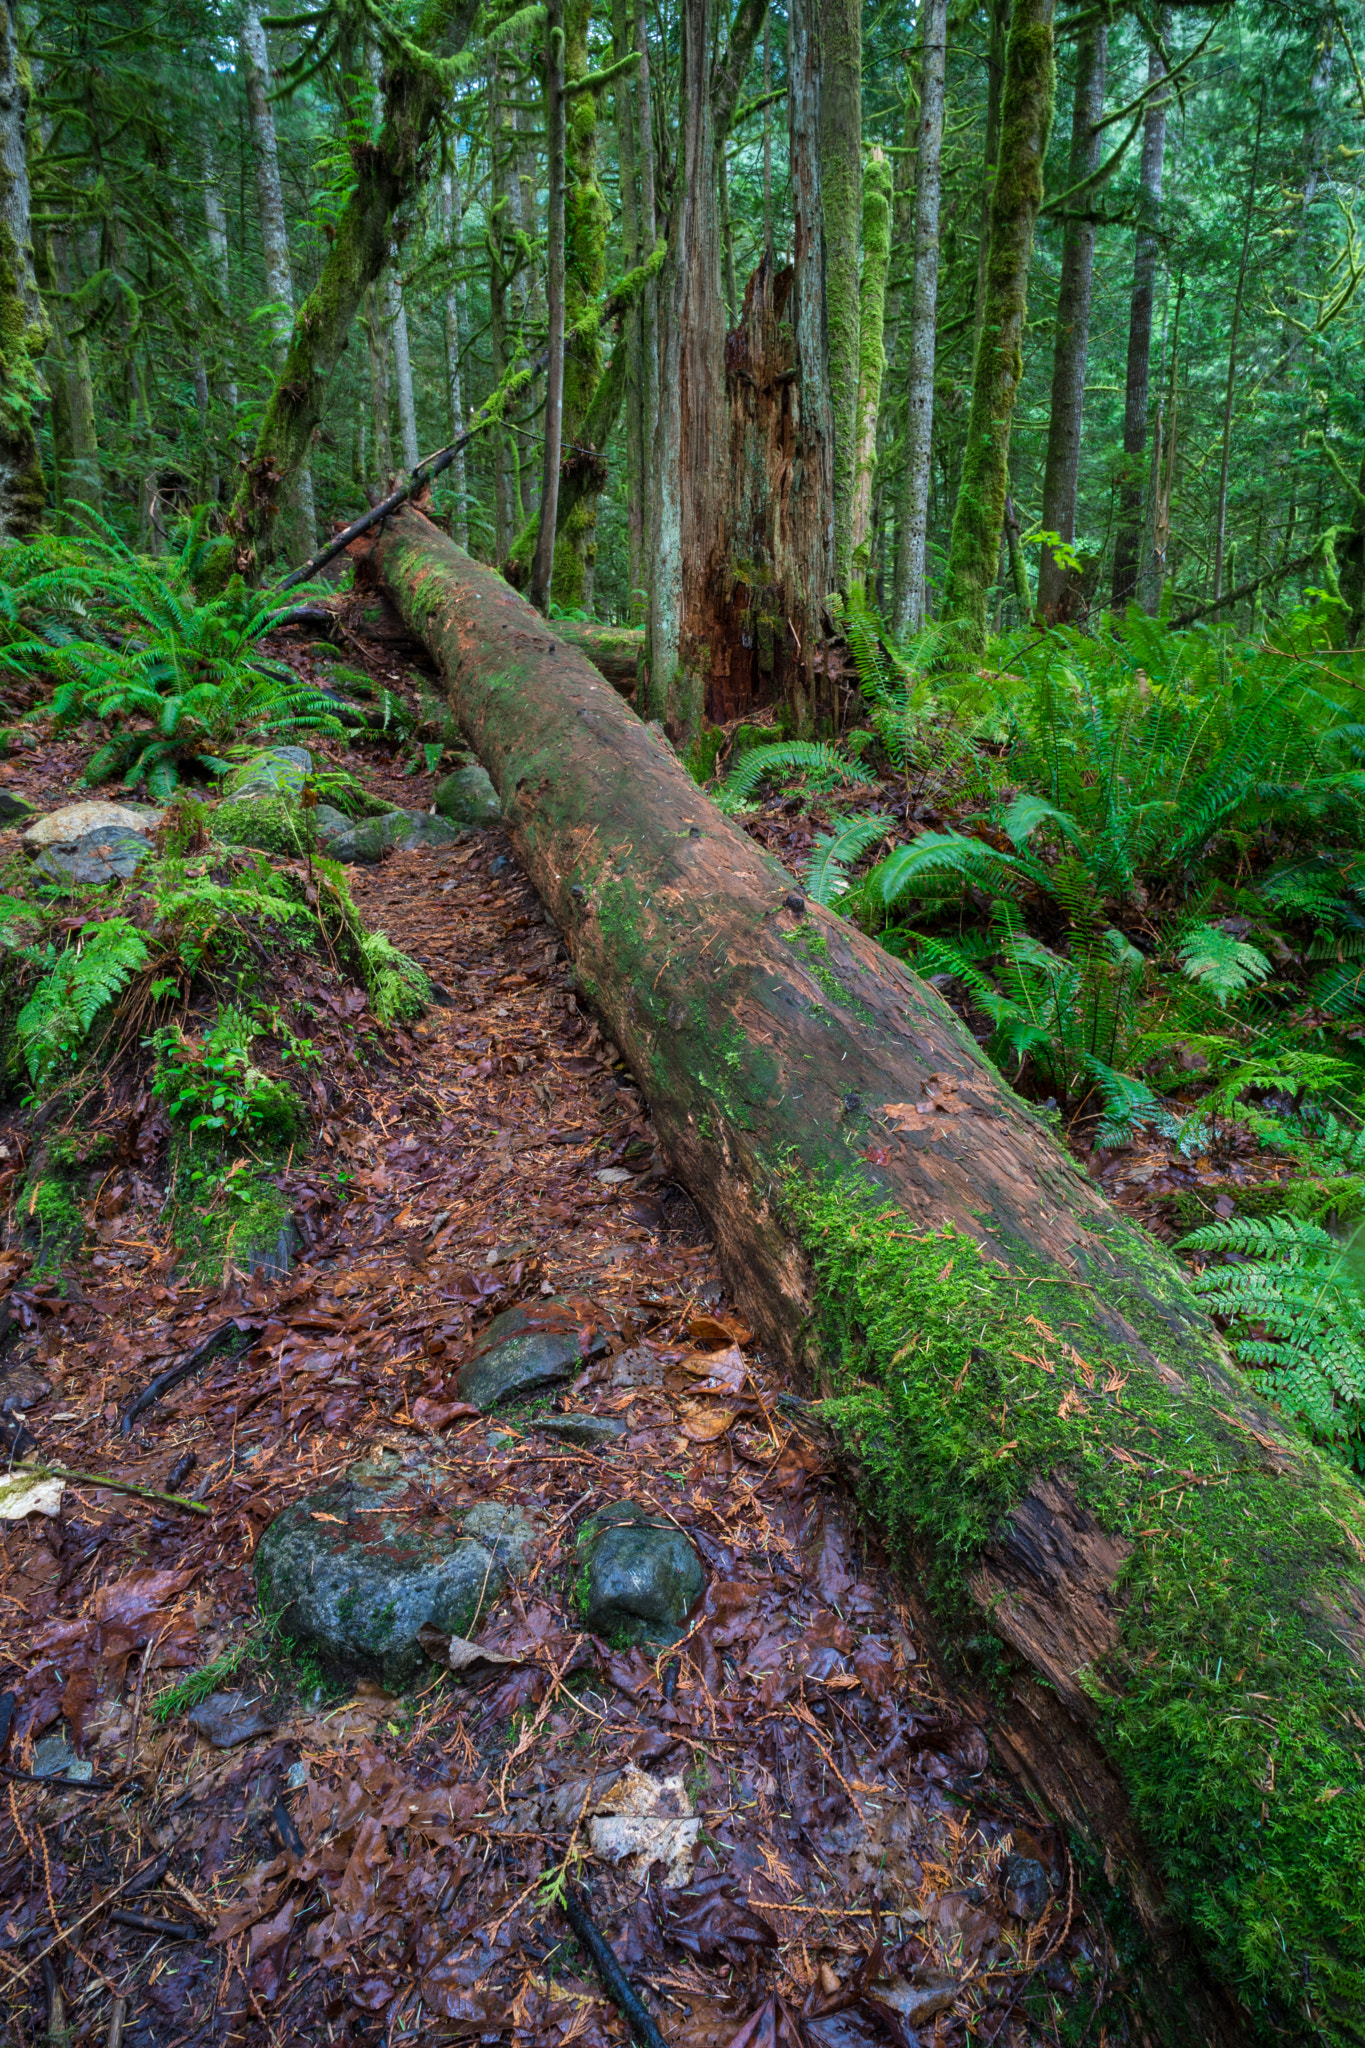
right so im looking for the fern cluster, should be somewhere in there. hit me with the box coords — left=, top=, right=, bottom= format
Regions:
left=1181, top=1213, right=1365, bottom=1463
left=16, top=919, right=149, bottom=1087
left=714, top=740, right=875, bottom=814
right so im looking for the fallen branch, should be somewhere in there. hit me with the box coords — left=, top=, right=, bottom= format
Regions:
left=561, top=1881, right=669, bottom=2048
left=120, top=1320, right=262, bottom=1436
left=35, top=1465, right=212, bottom=1516
left=1166, top=545, right=1320, bottom=628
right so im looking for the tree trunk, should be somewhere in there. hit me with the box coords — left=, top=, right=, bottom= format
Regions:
left=0, top=0, right=46, bottom=538
left=1035, top=22, right=1106, bottom=625
left=441, top=165, right=469, bottom=547
left=892, top=0, right=947, bottom=638
left=971, top=0, right=1009, bottom=357
left=364, top=283, right=394, bottom=480
left=386, top=261, right=420, bottom=472
left=488, top=57, right=517, bottom=566
left=612, top=0, right=645, bottom=606
left=850, top=148, right=892, bottom=594
left=225, top=0, right=479, bottom=576
left=644, top=0, right=768, bottom=739
left=940, top=0, right=1055, bottom=654
left=821, top=0, right=861, bottom=594
left=375, top=500, right=1365, bottom=2048
left=785, top=0, right=835, bottom=725
left=635, top=0, right=659, bottom=555
left=530, top=0, right=567, bottom=617
left=1110, top=17, right=1170, bottom=613
left=202, top=140, right=239, bottom=491
left=239, top=5, right=315, bottom=558
left=1212, top=89, right=1264, bottom=609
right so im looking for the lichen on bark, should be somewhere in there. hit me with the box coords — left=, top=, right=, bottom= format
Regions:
left=850, top=148, right=892, bottom=594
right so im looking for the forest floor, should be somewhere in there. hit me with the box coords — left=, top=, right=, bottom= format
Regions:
left=0, top=606, right=1119, bottom=2048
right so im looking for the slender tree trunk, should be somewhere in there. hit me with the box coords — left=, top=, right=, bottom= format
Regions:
left=1212, top=89, right=1264, bottom=607
left=719, top=143, right=738, bottom=321
left=786, top=0, right=835, bottom=723
left=379, top=499, right=1365, bottom=2048
left=239, top=5, right=315, bottom=557
left=892, top=0, right=947, bottom=636
left=0, top=0, right=46, bottom=536
left=942, top=0, right=1054, bottom=651
left=612, top=0, right=645, bottom=605
left=972, top=0, right=1009, bottom=356
left=850, top=149, right=893, bottom=592
left=762, top=13, right=773, bottom=258
left=635, top=0, right=659, bottom=552
left=531, top=0, right=567, bottom=616
left=822, top=0, right=861, bottom=594
left=364, top=284, right=393, bottom=480
left=202, top=141, right=239, bottom=490
left=441, top=165, right=469, bottom=547
left=386, top=260, right=419, bottom=470
left=1036, top=22, right=1106, bottom=624
left=1110, top=16, right=1170, bottom=612
left=488, top=59, right=515, bottom=564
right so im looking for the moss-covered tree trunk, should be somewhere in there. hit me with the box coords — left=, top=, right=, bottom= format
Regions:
left=1111, top=17, right=1170, bottom=614
left=376, top=498, right=1365, bottom=2047
left=0, top=0, right=47, bottom=538
left=1035, top=21, right=1106, bottom=625
left=225, top=0, right=479, bottom=576
left=940, top=0, right=1054, bottom=652
left=891, top=0, right=947, bottom=636
left=820, top=0, right=861, bottom=595
left=850, top=147, right=892, bottom=595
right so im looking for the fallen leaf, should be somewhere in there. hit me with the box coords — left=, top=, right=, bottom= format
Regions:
left=417, top=1624, right=525, bottom=1677
left=588, top=1765, right=698, bottom=1885
left=720, top=1996, right=807, bottom=2048
left=0, top=1467, right=64, bottom=1519
left=678, top=1399, right=741, bottom=1443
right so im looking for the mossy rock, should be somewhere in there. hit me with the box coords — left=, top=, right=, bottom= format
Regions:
left=433, top=765, right=500, bottom=829
left=222, top=747, right=312, bottom=798
left=212, top=794, right=315, bottom=857
left=575, top=1501, right=705, bottom=1646
left=255, top=1474, right=505, bottom=1687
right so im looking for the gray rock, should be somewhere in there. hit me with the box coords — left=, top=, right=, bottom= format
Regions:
left=433, top=764, right=501, bottom=828
left=532, top=1412, right=628, bottom=1449
left=455, top=1300, right=609, bottom=1411
left=578, top=1502, right=704, bottom=1646
left=254, top=1475, right=504, bottom=1687
left=186, top=1690, right=274, bottom=1749
left=222, top=746, right=312, bottom=798
left=33, top=826, right=151, bottom=886
left=459, top=1502, right=541, bottom=1574
left=1002, top=1853, right=1050, bottom=1922
left=0, top=788, right=35, bottom=827
left=312, top=803, right=354, bottom=843
left=30, top=1733, right=94, bottom=1782
left=324, top=808, right=462, bottom=864
left=22, top=799, right=163, bottom=852
left=242, top=1216, right=299, bottom=1282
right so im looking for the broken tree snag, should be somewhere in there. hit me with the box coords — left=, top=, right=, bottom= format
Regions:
left=374, top=504, right=1365, bottom=2044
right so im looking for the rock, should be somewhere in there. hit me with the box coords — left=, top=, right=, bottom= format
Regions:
left=23, top=800, right=163, bottom=851
left=578, top=1502, right=705, bottom=1646
left=455, top=1300, right=609, bottom=1411
left=433, top=763, right=501, bottom=828
left=323, top=808, right=461, bottom=864
left=0, top=788, right=35, bottom=826
left=33, top=827, right=152, bottom=886
left=241, top=1214, right=299, bottom=1282
left=254, top=1472, right=505, bottom=1687
left=312, top=803, right=354, bottom=842
left=459, top=1502, right=541, bottom=1574
left=213, top=794, right=314, bottom=856
left=30, top=1732, right=94, bottom=1782
left=531, top=1412, right=628, bottom=1449
left=23, top=801, right=162, bottom=883
left=222, top=746, right=312, bottom=798
left=186, top=1690, right=274, bottom=1749
left=1002, top=1853, right=1050, bottom=1922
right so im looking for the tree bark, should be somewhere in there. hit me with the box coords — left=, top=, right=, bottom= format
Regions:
left=821, top=0, right=861, bottom=594
left=202, top=138, right=239, bottom=490
left=441, top=165, right=470, bottom=547
left=1035, top=22, right=1106, bottom=625
left=941, top=0, right=1055, bottom=654
left=530, top=0, right=567, bottom=618
left=635, top=0, right=659, bottom=561
left=386, top=260, right=420, bottom=472
left=612, top=0, right=645, bottom=608
left=850, top=148, right=893, bottom=594
left=1212, top=89, right=1264, bottom=610
left=364, top=283, right=394, bottom=480
left=892, top=0, right=946, bottom=637
left=0, top=0, right=46, bottom=537
left=785, top=0, right=835, bottom=723
left=225, top=0, right=479, bottom=576
left=374, top=500, right=1365, bottom=2047
left=1110, top=17, right=1170, bottom=614
left=239, top=5, right=315, bottom=558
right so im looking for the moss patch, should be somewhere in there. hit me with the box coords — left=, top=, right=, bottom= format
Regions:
left=212, top=795, right=315, bottom=857
left=788, top=1168, right=1365, bottom=2039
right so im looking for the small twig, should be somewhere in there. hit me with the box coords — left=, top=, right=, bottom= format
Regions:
left=561, top=1881, right=670, bottom=2048
left=120, top=1320, right=263, bottom=1435
left=32, top=1466, right=211, bottom=1516
left=107, top=1910, right=198, bottom=1941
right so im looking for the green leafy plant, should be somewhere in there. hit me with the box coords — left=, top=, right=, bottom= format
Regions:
left=153, top=1646, right=248, bottom=1722
left=151, top=1006, right=301, bottom=1143
left=715, top=740, right=875, bottom=815
left=802, top=812, right=892, bottom=906
left=16, top=918, right=150, bottom=1086
left=1180, top=1213, right=1365, bottom=1466
left=1177, top=922, right=1273, bottom=1004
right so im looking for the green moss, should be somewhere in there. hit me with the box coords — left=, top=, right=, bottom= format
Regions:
left=168, top=1152, right=292, bottom=1285
left=784, top=926, right=877, bottom=1027
left=24, top=1175, right=84, bottom=1273
left=685, top=725, right=725, bottom=785
left=788, top=1167, right=1365, bottom=2038
left=212, top=795, right=314, bottom=857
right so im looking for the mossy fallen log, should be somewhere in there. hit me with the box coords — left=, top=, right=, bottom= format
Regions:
left=550, top=619, right=642, bottom=696
left=374, top=504, right=1365, bottom=2045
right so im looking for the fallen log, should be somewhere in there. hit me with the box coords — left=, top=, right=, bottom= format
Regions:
left=549, top=620, right=641, bottom=697
left=373, top=505, right=1365, bottom=2045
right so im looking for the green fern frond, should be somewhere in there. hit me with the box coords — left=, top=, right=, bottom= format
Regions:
left=17, top=920, right=150, bottom=1086
left=1177, top=923, right=1272, bottom=1004
left=802, top=812, right=892, bottom=906
left=715, top=741, right=873, bottom=813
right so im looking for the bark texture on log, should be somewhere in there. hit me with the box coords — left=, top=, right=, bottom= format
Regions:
left=373, top=505, right=1365, bottom=2047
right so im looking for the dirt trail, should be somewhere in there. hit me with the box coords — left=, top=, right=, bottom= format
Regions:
left=0, top=627, right=1108, bottom=2048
